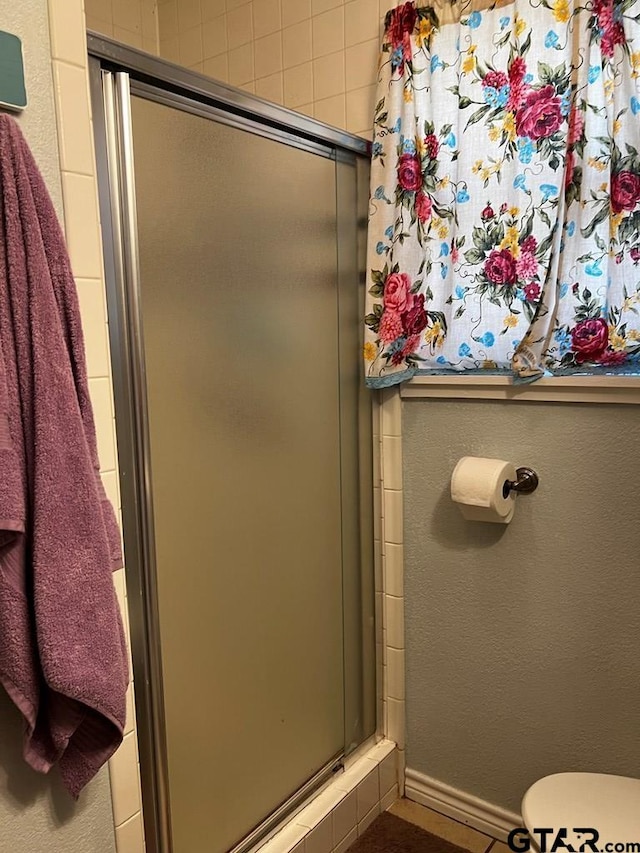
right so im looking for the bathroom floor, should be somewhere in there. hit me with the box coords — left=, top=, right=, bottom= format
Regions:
left=347, top=800, right=510, bottom=853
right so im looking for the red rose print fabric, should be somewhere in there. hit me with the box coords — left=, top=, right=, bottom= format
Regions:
left=364, top=0, right=640, bottom=387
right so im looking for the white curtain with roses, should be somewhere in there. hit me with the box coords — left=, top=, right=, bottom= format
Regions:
left=363, top=0, right=640, bottom=388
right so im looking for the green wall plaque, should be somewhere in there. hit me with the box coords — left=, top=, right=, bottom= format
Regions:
left=0, top=31, right=27, bottom=112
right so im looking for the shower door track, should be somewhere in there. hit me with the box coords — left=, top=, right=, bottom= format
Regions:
left=88, top=34, right=373, bottom=853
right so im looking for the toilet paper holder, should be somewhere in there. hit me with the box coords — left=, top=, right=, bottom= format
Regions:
left=503, top=467, right=539, bottom=497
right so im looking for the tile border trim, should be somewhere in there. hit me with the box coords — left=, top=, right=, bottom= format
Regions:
left=254, top=740, right=399, bottom=853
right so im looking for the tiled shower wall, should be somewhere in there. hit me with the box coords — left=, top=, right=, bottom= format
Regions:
left=45, top=2, right=406, bottom=851
left=83, top=0, right=408, bottom=138
left=85, top=0, right=160, bottom=54
left=46, top=1, right=145, bottom=850
left=155, top=0, right=391, bottom=138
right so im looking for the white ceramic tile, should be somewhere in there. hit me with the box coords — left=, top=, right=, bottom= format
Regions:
left=284, top=62, right=313, bottom=106
left=76, top=279, right=110, bottom=378
left=373, top=486, right=382, bottom=541
left=101, top=470, right=121, bottom=514
left=374, top=591, right=383, bottom=641
left=109, top=732, right=141, bottom=825
left=382, top=435, right=402, bottom=491
left=345, top=38, right=378, bottom=91
left=312, top=7, right=344, bottom=57
left=253, top=0, right=281, bottom=37
left=204, top=53, right=229, bottom=80
left=89, top=377, right=117, bottom=472
left=178, top=0, right=202, bottom=31
left=371, top=395, right=381, bottom=439
left=347, top=86, right=377, bottom=139
left=143, top=35, right=160, bottom=54
left=160, top=36, right=180, bottom=62
left=380, top=784, right=399, bottom=812
left=356, top=121, right=373, bottom=139
left=357, top=801, right=380, bottom=835
left=384, top=542, right=402, bottom=597
left=332, top=790, right=357, bottom=847
left=256, top=72, right=284, bottom=104
left=313, top=52, right=345, bottom=100
left=381, top=388, right=401, bottom=436
left=85, top=0, right=112, bottom=24
left=312, top=0, right=343, bottom=13
left=386, top=647, right=404, bottom=700
left=374, top=545, right=382, bottom=596
left=49, top=0, right=87, bottom=67
left=345, top=0, right=380, bottom=45
left=228, top=43, right=254, bottom=84
left=114, top=27, right=143, bottom=48
left=113, top=569, right=127, bottom=624
left=356, top=768, right=379, bottom=821
left=334, top=827, right=357, bottom=853
left=179, top=25, right=204, bottom=66
left=125, top=681, right=136, bottom=735
left=282, top=0, right=311, bottom=26
left=283, top=20, right=312, bottom=69
left=365, top=739, right=395, bottom=764
left=383, top=489, right=402, bottom=545
left=259, top=823, right=307, bottom=853
left=314, top=94, right=345, bottom=128
left=387, top=697, right=405, bottom=747
left=227, top=3, right=253, bottom=48
left=158, top=0, right=178, bottom=38
left=335, top=757, right=374, bottom=793
left=202, top=0, right=226, bottom=21
left=113, top=0, right=142, bottom=32
left=378, top=751, right=397, bottom=796
left=372, top=435, right=381, bottom=484
left=296, top=787, right=344, bottom=829
left=61, top=172, right=103, bottom=280
left=304, top=814, right=332, bottom=853
left=86, top=16, right=115, bottom=37
left=141, top=0, right=159, bottom=43
left=203, top=15, right=228, bottom=57
left=385, top=594, right=404, bottom=649
left=296, top=101, right=314, bottom=117
left=115, top=811, right=145, bottom=853
left=254, top=31, right=282, bottom=78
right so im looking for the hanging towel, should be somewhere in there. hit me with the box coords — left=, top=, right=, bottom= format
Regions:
left=0, top=113, right=128, bottom=797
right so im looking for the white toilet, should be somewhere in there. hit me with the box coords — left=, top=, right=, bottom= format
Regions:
left=522, top=773, right=640, bottom=849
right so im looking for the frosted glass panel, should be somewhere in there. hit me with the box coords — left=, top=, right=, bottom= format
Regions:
left=131, top=97, right=344, bottom=853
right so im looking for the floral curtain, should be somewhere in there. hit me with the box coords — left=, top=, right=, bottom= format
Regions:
left=364, top=0, right=640, bottom=388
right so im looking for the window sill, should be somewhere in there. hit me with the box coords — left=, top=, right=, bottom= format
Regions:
left=400, top=375, right=640, bottom=404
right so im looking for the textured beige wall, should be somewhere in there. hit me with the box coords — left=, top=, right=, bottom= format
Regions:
left=0, top=0, right=117, bottom=847
left=154, top=0, right=393, bottom=138
left=403, top=398, right=640, bottom=813
left=85, top=0, right=159, bottom=53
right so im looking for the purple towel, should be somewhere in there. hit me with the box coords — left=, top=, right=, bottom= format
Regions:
left=0, top=114, right=129, bottom=797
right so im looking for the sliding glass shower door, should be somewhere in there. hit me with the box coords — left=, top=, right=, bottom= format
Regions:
left=131, top=95, right=347, bottom=853
left=93, top=55, right=374, bottom=853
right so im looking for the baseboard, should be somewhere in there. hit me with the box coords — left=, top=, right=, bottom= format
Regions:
left=405, top=767, right=522, bottom=843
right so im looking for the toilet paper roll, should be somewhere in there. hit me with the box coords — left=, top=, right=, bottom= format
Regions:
left=451, top=457, right=518, bottom=524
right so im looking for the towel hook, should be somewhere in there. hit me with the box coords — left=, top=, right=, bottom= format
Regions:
left=502, top=467, right=539, bottom=497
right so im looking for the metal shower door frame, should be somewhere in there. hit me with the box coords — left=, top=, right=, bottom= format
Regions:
left=88, top=36, right=374, bottom=853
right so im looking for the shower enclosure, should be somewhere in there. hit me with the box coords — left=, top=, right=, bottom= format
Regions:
left=89, top=36, right=375, bottom=853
